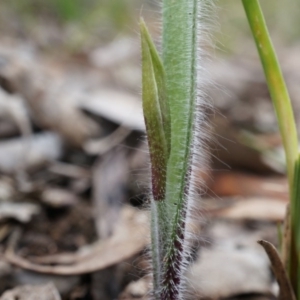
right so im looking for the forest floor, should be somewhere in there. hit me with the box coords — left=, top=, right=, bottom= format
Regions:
left=0, top=2, right=299, bottom=299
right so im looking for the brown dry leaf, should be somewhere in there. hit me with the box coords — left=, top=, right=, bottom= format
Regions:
left=0, top=224, right=12, bottom=243
left=89, top=37, right=139, bottom=69
left=33, top=87, right=99, bottom=146
left=12, top=271, right=79, bottom=296
left=41, top=188, right=79, bottom=208
left=0, top=283, right=61, bottom=300
left=5, top=206, right=148, bottom=275
left=118, top=276, right=151, bottom=300
left=258, top=240, right=296, bottom=300
left=211, top=197, right=287, bottom=221
left=0, top=202, right=40, bottom=223
left=211, top=117, right=277, bottom=174
left=92, top=149, right=128, bottom=238
left=84, top=126, right=131, bottom=155
left=210, top=171, right=288, bottom=201
left=0, top=87, right=31, bottom=138
left=0, top=177, right=16, bottom=201
left=80, top=90, right=144, bottom=131
left=0, top=44, right=99, bottom=146
left=0, top=119, right=19, bottom=138
left=186, top=245, right=273, bottom=299
left=0, top=132, right=63, bottom=173
left=208, top=49, right=300, bottom=174
left=88, top=37, right=141, bottom=91
left=48, top=162, right=91, bottom=179
left=208, top=51, right=300, bottom=133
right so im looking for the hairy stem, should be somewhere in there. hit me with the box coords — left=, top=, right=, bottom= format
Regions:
left=161, top=0, right=199, bottom=298
left=140, top=20, right=170, bottom=294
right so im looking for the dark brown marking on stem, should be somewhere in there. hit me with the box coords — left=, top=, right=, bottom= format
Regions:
left=151, top=162, right=166, bottom=202
left=161, top=212, right=185, bottom=300
left=144, top=115, right=167, bottom=202
left=160, top=164, right=192, bottom=299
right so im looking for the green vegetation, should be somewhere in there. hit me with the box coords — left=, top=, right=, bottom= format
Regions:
left=141, top=0, right=206, bottom=298
left=242, top=0, right=300, bottom=298
left=0, top=0, right=141, bottom=49
left=142, top=0, right=300, bottom=298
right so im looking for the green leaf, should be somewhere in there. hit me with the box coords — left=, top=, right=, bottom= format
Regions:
left=140, top=19, right=171, bottom=295
left=242, top=0, right=298, bottom=189
left=290, top=154, right=300, bottom=297
left=140, top=19, right=170, bottom=201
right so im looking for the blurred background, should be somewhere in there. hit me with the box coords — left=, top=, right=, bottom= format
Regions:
left=1, top=0, right=299, bottom=50
left=0, top=1, right=299, bottom=299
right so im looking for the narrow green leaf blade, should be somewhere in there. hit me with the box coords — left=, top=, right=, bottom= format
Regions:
left=242, top=0, right=298, bottom=189
left=140, top=19, right=170, bottom=157
left=290, top=154, right=300, bottom=297
left=140, top=20, right=171, bottom=294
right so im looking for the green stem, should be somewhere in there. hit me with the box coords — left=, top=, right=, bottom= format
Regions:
left=290, top=155, right=300, bottom=297
left=161, top=0, right=199, bottom=298
left=140, top=20, right=170, bottom=295
left=242, top=0, right=300, bottom=294
left=242, top=0, right=298, bottom=189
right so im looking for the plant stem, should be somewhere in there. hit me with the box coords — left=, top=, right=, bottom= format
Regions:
left=290, top=155, right=300, bottom=297
left=161, top=0, right=199, bottom=298
left=140, top=20, right=170, bottom=295
left=242, top=0, right=298, bottom=189
left=242, top=0, right=300, bottom=294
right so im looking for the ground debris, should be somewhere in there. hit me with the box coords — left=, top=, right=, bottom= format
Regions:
left=5, top=206, right=148, bottom=275
left=0, top=132, right=63, bottom=174
left=0, top=283, right=61, bottom=300
left=118, top=277, right=150, bottom=300
left=0, top=9, right=298, bottom=299
left=0, top=202, right=40, bottom=223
